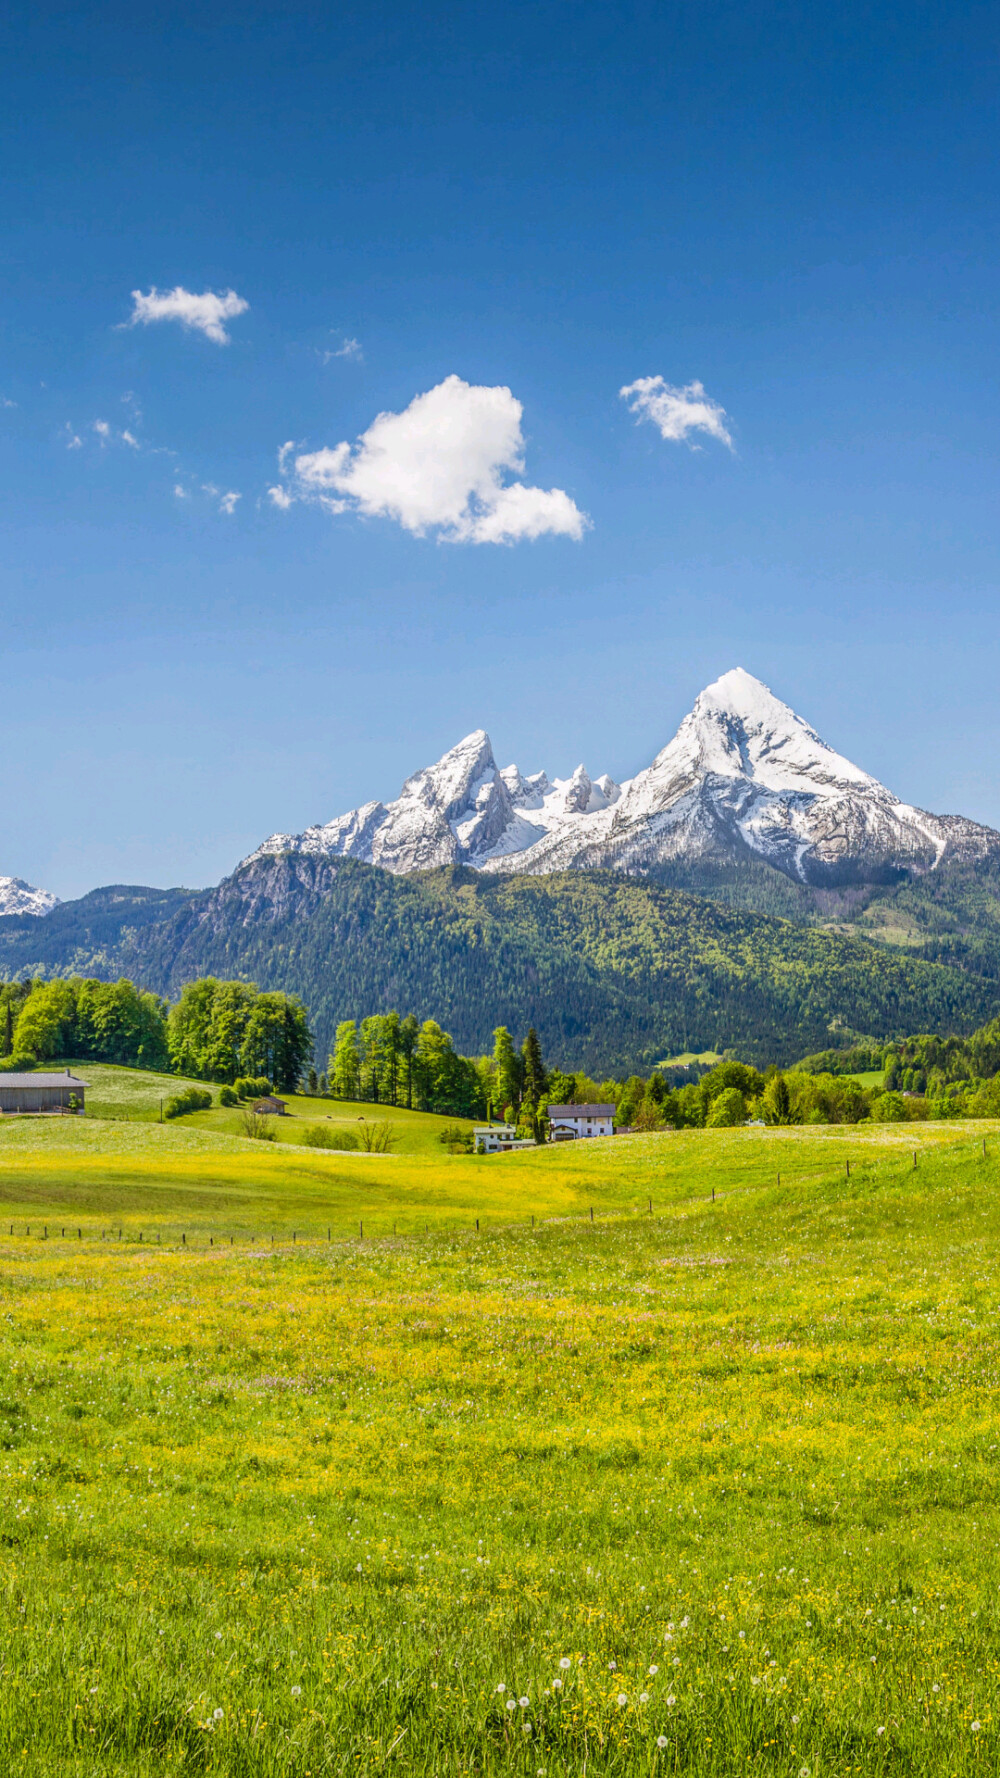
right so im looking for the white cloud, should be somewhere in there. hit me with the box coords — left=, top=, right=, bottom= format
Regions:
left=268, top=484, right=293, bottom=509
left=320, top=336, right=363, bottom=364
left=92, top=418, right=141, bottom=449
left=1, top=396, right=16, bottom=409
left=279, top=374, right=588, bottom=544
left=127, top=286, right=249, bottom=345
left=63, top=425, right=83, bottom=449
left=620, top=376, right=733, bottom=450
left=218, top=491, right=241, bottom=515
left=173, top=484, right=189, bottom=499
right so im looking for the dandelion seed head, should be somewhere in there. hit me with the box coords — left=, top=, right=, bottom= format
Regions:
left=648, top=1664, right=659, bottom=1675
left=559, top=1657, right=571, bottom=1669
left=666, top=1694, right=676, bottom=1707
left=506, top=1699, right=517, bottom=1712
left=640, top=1691, right=650, bottom=1703
left=291, top=1686, right=302, bottom=1696
left=657, top=1735, right=668, bottom=1749
left=519, top=1696, right=530, bottom=1708
left=213, top=1708, right=223, bottom=1720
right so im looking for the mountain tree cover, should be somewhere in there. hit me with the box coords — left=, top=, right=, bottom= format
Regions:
left=94, top=858, right=1000, bottom=1075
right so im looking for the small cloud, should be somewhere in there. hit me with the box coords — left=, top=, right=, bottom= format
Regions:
left=278, top=374, right=588, bottom=544
left=173, top=483, right=189, bottom=499
left=620, top=376, right=734, bottom=450
left=218, top=491, right=241, bottom=515
left=1, top=396, right=16, bottom=409
left=126, top=285, right=249, bottom=345
left=63, top=425, right=83, bottom=450
left=92, top=418, right=142, bottom=449
left=268, top=485, right=293, bottom=509
left=320, top=335, right=363, bottom=364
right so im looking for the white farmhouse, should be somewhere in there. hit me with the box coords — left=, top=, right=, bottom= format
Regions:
left=474, top=1125, right=535, bottom=1154
left=547, top=1103, right=615, bottom=1140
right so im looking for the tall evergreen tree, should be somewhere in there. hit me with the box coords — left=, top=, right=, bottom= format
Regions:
left=492, top=1026, right=522, bottom=1120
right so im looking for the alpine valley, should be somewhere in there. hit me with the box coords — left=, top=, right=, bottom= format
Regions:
left=5, top=669, right=1000, bottom=1071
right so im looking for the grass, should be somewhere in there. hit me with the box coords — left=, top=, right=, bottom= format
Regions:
left=61, top=1060, right=475, bottom=1155
left=2, top=1118, right=1000, bottom=1774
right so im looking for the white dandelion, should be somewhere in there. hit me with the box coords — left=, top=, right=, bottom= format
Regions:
left=657, top=1735, right=668, bottom=1749
left=559, top=1657, right=571, bottom=1670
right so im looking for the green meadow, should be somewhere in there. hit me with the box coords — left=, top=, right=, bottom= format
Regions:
left=2, top=1093, right=1000, bottom=1775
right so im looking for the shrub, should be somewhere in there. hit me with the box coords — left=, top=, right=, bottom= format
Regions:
left=164, top=1087, right=213, bottom=1119
left=234, top=1076, right=271, bottom=1101
left=219, top=1085, right=238, bottom=1107
left=356, top=1119, right=397, bottom=1154
left=241, top=1108, right=276, bottom=1140
left=0, top=1053, right=35, bottom=1074
left=870, top=1091, right=906, bottom=1123
left=438, top=1123, right=474, bottom=1153
left=301, top=1125, right=358, bottom=1150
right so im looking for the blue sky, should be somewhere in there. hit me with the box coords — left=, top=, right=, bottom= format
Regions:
left=3, top=0, right=1000, bottom=896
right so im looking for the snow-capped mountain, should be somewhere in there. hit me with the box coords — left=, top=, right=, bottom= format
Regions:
left=246, top=728, right=622, bottom=874
left=0, top=875, right=59, bottom=917
left=245, top=669, right=1000, bottom=887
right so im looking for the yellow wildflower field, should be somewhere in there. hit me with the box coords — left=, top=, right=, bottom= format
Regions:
left=1, top=1120, right=999, bottom=1774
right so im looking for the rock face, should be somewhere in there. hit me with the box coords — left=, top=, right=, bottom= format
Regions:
left=0, top=875, right=59, bottom=917
left=244, top=669, right=1000, bottom=887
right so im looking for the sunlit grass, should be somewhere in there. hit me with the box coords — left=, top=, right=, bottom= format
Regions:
left=2, top=1122, right=1000, bottom=1773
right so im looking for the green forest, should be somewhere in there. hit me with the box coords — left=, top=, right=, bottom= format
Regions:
left=2, top=856, right=1000, bottom=1075
left=110, top=859, right=1000, bottom=1071
left=0, top=975, right=310, bottom=1094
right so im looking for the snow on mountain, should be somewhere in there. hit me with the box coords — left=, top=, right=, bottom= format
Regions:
left=245, top=729, right=621, bottom=874
left=0, top=875, right=60, bottom=917
left=244, top=669, right=1000, bottom=886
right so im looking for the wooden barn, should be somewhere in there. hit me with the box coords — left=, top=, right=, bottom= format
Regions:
left=0, top=1069, right=88, bottom=1114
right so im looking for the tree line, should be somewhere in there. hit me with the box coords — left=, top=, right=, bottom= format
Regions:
left=0, top=976, right=311, bottom=1094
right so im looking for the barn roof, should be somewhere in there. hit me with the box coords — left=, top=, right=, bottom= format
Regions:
left=0, top=1073, right=89, bottom=1088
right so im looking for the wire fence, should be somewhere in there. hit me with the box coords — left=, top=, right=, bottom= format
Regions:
left=0, top=1135, right=990, bottom=1250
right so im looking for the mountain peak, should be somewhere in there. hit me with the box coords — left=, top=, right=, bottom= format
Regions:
left=241, top=671, right=1000, bottom=888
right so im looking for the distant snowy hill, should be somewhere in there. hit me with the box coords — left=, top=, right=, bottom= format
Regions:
left=245, top=669, right=1000, bottom=887
left=0, top=875, right=59, bottom=917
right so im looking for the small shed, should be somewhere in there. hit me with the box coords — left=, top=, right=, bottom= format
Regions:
left=0, top=1069, right=88, bottom=1114
left=253, top=1096, right=287, bottom=1116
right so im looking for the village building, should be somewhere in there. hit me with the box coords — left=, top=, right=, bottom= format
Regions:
left=473, top=1124, right=535, bottom=1154
left=547, top=1103, right=615, bottom=1139
left=253, top=1096, right=287, bottom=1115
left=0, top=1069, right=88, bottom=1114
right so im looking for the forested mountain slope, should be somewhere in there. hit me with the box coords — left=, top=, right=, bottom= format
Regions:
left=0, top=860, right=995, bottom=1073
left=117, top=857, right=999, bottom=1072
